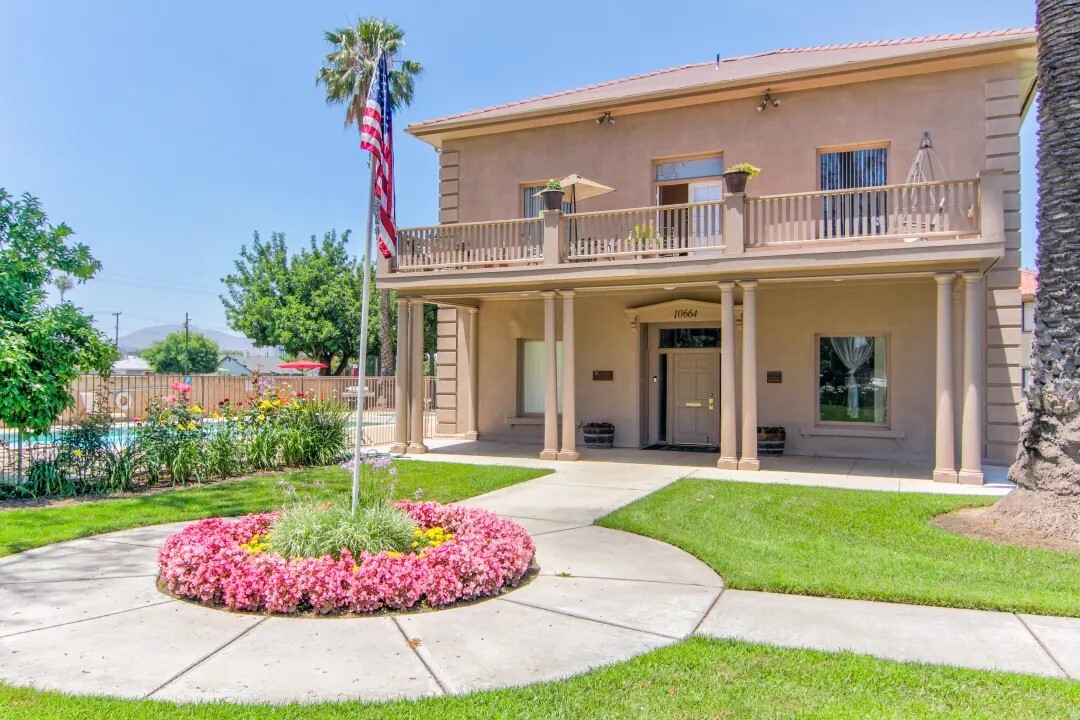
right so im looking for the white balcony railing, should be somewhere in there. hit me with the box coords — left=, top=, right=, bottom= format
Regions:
left=745, top=179, right=980, bottom=247
left=564, top=200, right=724, bottom=261
left=388, top=177, right=990, bottom=274
left=395, top=217, right=543, bottom=271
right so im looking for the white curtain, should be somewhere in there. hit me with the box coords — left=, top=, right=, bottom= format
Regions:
left=829, top=337, right=874, bottom=418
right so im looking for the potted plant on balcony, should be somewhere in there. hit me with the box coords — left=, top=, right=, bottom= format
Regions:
left=540, top=179, right=565, bottom=211
left=757, top=425, right=786, bottom=456
left=582, top=421, right=615, bottom=449
left=722, top=163, right=761, bottom=194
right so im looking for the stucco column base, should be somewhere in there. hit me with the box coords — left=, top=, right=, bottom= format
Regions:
left=957, top=469, right=984, bottom=485
left=539, top=449, right=560, bottom=461
left=463, top=431, right=479, bottom=441
left=716, top=458, right=739, bottom=471
left=389, top=443, right=409, bottom=455
left=557, top=450, right=580, bottom=461
left=932, top=469, right=959, bottom=483
left=737, top=458, right=760, bottom=471
left=407, top=443, right=428, bottom=454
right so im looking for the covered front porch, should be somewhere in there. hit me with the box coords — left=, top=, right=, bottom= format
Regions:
left=407, top=438, right=1012, bottom=494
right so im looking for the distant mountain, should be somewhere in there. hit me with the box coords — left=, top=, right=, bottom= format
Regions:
left=117, top=324, right=260, bottom=354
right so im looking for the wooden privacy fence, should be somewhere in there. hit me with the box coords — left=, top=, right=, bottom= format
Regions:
left=0, top=374, right=437, bottom=451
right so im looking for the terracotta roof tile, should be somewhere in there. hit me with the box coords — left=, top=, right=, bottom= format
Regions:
left=1021, top=268, right=1039, bottom=298
left=411, top=28, right=1035, bottom=131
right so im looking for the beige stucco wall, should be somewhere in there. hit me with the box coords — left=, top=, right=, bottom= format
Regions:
left=444, top=64, right=1014, bottom=223
left=470, top=279, right=943, bottom=462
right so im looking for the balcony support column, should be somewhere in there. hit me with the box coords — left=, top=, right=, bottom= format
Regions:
left=723, top=192, right=745, bottom=254
left=540, top=291, right=560, bottom=460
left=390, top=296, right=410, bottom=454
left=558, top=291, right=579, bottom=460
left=717, top=282, right=739, bottom=469
left=933, top=274, right=958, bottom=482
left=407, top=298, right=428, bottom=454
left=958, top=272, right=984, bottom=484
left=738, top=281, right=759, bottom=471
left=463, top=306, right=479, bottom=441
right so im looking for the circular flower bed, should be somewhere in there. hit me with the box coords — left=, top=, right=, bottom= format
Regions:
left=157, top=501, right=535, bottom=615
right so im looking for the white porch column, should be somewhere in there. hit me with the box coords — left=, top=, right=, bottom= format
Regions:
left=464, top=307, right=479, bottom=441
left=717, top=282, right=738, bottom=470
left=933, top=274, right=958, bottom=482
left=408, top=298, right=428, bottom=454
left=958, top=272, right=984, bottom=484
left=390, top=296, right=410, bottom=454
left=540, top=291, right=560, bottom=460
left=558, top=291, right=579, bottom=460
left=738, top=281, right=759, bottom=470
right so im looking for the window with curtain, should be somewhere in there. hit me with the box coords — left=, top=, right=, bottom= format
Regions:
left=522, top=185, right=571, bottom=218
left=520, top=340, right=563, bottom=414
left=819, top=147, right=888, bottom=237
left=818, top=335, right=887, bottom=424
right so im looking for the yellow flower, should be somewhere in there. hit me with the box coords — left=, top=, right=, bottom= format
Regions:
left=411, top=541, right=419, bottom=548
left=73, top=449, right=83, bottom=458
left=387, top=551, right=402, bottom=558
left=210, top=411, right=221, bottom=419
left=187, top=422, right=198, bottom=430
left=257, top=414, right=266, bottom=421
left=191, top=404, right=203, bottom=414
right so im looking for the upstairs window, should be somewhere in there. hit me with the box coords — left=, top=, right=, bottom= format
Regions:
left=1022, top=301, right=1035, bottom=332
left=522, top=185, right=571, bottom=218
left=819, top=147, right=888, bottom=237
left=654, top=156, right=725, bottom=183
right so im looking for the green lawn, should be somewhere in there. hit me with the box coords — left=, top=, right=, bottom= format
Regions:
left=1, top=638, right=1076, bottom=719
left=599, top=479, right=1080, bottom=617
left=0, top=461, right=549, bottom=557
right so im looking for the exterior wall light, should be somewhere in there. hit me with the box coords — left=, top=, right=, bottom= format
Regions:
left=757, top=91, right=780, bottom=112
left=596, top=111, right=614, bottom=125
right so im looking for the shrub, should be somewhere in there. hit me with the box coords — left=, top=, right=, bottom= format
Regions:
left=268, top=502, right=419, bottom=560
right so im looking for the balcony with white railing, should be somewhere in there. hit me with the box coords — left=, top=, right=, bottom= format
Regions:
left=385, top=175, right=1000, bottom=276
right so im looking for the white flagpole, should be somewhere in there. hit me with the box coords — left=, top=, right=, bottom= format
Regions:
left=351, top=146, right=378, bottom=515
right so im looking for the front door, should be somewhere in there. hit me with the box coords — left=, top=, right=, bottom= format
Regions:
left=671, top=352, right=719, bottom=445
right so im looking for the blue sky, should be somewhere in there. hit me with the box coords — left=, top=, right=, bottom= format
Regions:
left=1, top=1, right=1036, bottom=339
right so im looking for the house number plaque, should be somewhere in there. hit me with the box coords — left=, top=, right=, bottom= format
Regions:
left=673, top=308, right=699, bottom=319
left=766, top=371, right=782, bottom=384
left=593, top=370, right=614, bottom=381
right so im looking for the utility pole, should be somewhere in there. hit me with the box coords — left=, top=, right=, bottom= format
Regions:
left=183, top=313, right=191, bottom=376
left=111, top=312, right=122, bottom=352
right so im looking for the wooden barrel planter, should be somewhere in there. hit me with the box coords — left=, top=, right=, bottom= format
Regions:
left=582, top=422, right=615, bottom=449
left=757, top=426, right=786, bottom=456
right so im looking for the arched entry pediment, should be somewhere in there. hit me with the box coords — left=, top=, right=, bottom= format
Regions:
left=624, top=299, right=740, bottom=328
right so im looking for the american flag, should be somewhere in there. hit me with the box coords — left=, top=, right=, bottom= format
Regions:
left=359, top=53, right=397, bottom=258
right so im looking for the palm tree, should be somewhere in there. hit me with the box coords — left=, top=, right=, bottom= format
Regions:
left=54, top=275, right=73, bottom=302
left=317, top=17, right=423, bottom=376
left=991, top=0, right=1080, bottom=542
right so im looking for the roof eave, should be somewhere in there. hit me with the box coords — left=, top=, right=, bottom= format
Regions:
left=407, top=35, right=1036, bottom=149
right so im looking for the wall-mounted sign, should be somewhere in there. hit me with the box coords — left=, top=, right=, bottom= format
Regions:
left=592, top=370, right=614, bottom=381
left=766, top=371, right=782, bottom=384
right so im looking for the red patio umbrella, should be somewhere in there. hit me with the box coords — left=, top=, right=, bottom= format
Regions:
left=277, top=360, right=329, bottom=371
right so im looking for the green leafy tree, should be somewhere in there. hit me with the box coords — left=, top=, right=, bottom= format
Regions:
left=317, top=16, right=423, bottom=376
left=142, top=331, right=220, bottom=374
left=222, top=230, right=374, bottom=375
left=0, top=189, right=114, bottom=436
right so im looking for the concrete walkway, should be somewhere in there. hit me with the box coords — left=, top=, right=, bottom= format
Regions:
left=0, top=453, right=1076, bottom=705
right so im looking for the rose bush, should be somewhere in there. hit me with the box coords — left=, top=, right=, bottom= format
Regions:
left=157, top=501, right=535, bottom=614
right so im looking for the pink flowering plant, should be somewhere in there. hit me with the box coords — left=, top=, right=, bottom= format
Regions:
left=157, top=500, right=536, bottom=614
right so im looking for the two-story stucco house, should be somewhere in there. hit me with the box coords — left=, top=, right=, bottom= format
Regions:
left=379, top=29, right=1036, bottom=484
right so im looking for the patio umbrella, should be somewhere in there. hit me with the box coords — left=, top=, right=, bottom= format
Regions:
left=558, top=174, right=615, bottom=211
left=277, top=360, right=329, bottom=372
left=548, top=174, right=616, bottom=242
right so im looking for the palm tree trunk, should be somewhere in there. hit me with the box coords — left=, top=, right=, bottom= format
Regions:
left=993, top=0, right=1080, bottom=542
left=378, top=289, right=394, bottom=375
